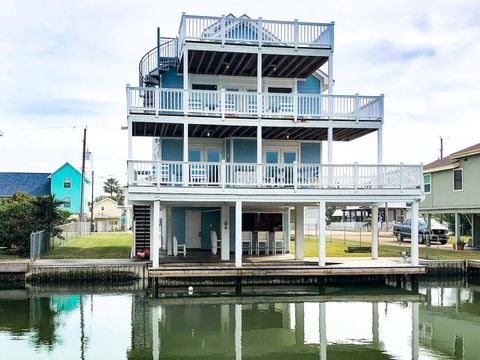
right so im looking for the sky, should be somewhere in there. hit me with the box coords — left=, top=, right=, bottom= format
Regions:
left=0, top=0, right=479, bottom=196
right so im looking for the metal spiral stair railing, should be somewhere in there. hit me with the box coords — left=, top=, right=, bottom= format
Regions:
left=138, top=37, right=178, bottom=86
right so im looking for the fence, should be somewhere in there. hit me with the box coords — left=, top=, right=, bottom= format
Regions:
left=30, top=222, right=91, bottom=261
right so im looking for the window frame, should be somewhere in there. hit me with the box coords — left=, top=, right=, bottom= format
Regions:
left=63, top=196, right=71, bottom=208
left=423, top=174, right=431, bottom=194
left=453, top=168, right=463, bottom=192
left=63, top=177, right=72, bottom=189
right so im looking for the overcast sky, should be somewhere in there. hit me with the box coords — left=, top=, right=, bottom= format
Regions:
left=0, top=0, right=479, bottom=195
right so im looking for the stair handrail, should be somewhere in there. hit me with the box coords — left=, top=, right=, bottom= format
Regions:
left=138, top=37, right=178, bottom=86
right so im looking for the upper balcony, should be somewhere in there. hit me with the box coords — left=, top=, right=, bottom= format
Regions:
left=126, top=86, right=384, bottom=123
left=177, top=14, right=335, bottom=55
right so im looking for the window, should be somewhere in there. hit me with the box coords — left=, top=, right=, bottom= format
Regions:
left=453, top=169, right=463, bottom=191
left=63, top=177, right=72, bottom=188
left=109, top=220, right=118, bottom=225
left=63, top=197, right=71, bottom=208
left=424, top=174, right=431, bottom=194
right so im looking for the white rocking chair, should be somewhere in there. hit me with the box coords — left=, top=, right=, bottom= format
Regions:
left=273, top=231, right=286, bottom=255
left=256, top=231, right=269, bottom=255
left=173, top=235, right=186, bottom=256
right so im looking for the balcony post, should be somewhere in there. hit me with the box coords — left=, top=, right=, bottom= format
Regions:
left=155, top=86, right=160, bottom=116
left=220, top=160, right=226, bottom=189
left=399, top=162, right=404, bottom=190
left=257, top=51, right=262, bottom=118
left=380, top=94, right=385, bottom=123
left=258, top=17, right=263, bottom=48
left=221, top=89, right=226, bottom=120
left=293, top=161, right=298, bottom=190
left=221, top=16, right=226, bottom=47
left=327, top=53, right=333, bottom=115
left=318, top=200, right=326, bottom=266
left=354, top=93, right=359, bottom=122
left=327, top=126, right=333, bottom=185
left=220, top=204, right=230, bottom=261
left=126, top=84, right=131, bottom=115
left=156, top=160, right=161, bottom=188
left=411, top=200, right=419, bottom=266
left=353, top=162, right=358, bottom=191
left=293, top=81, right=298, bottom=122
left=183, top=123, right=189, bottom=187
left=294, top=19, right=299, bottom=50
left=127, top=117, right=132, bottom=160
left=152, top=200, right=161, bottom=268
left=183, top=49, right=189, bottom=116
left=257, top=125, right=262, bottom=186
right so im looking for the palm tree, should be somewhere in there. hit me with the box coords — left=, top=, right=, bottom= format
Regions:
left=103, top=177, right=121, bottom=199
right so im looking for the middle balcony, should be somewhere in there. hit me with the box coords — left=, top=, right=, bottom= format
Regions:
left=127, top=86, right=384, bottom=122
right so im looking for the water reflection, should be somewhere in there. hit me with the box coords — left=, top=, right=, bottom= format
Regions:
left=0, top=281, right=479, bottom=359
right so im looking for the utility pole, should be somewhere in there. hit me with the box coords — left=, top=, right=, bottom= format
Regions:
left=440, top=136, right=444, bottom=158
left=80, top=127, right=87, bottom=224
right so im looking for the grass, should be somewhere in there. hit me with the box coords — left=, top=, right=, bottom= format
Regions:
left=291, top=236, right=480, bottom=260
left=44, top=232, right=133, bottom=259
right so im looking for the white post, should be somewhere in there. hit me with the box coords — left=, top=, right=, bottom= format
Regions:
left=221, top=204, right=230, bottom=261
left=455, top=212, right=461, bottom=247
left=377, top=127, right=383, bottom=164
left=257, top=125, right=262, bottom=186
left=327, top=54, right=333, bottom=95
left=327, top=127, right=333, bottom=164
left=235, top=200, right=242, bottom=268
left=319, top=302, right=327, bottom=360
left=257, top=52, right=262, bottom=117
left=183, top=49, right=189, bottom=115
left=411, top=201, right=419, bottom=266
left=411, top=302, right=419, bottom=360
left=295, top=205, right=304, bottom=260
left=318, top=201, right=326, bottom=266
left=127, top=118, right=133, bottom=160
left=152, top=200, right=161, bottom=268
left=151, top=307, right=160, bottom=360
left=372, top=205, right=379, bottom=260
left=183, top=123, right=189, bottom=187
left=166, top=207, right=172, bottom=255
left=235, top=304, right=242, bottom=360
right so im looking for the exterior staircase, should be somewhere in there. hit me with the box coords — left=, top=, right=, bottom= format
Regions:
left=133, top=204, right=151, bottom=254
left=139, top=37, right=178, bottom=87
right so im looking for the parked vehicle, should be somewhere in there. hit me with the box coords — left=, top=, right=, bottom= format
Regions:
left=392, top=218, right=449, bottom=244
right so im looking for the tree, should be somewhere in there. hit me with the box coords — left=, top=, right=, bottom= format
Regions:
left=103, top=177, right=121, bottom=199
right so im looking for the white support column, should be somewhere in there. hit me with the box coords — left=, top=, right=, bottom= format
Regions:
left=318, top=201, right=326, bottom=266
left=257, top=52, right=262, bottom=117
left=127, top=117, right=133, bottom=160
left=372, top=205, right=379, bottom=260
left=455, top=212, right=461, bottom=247
left=235, top=200, right=242, bottom=268
left=183, top=123, right=189, bottom=187
left=151, top=307, right=160, bottom=360
left=377, top=127, right=383, bottom=164
left=221, top=204, right=230, bottom=261
left=166, top=207, right=173, bottom=256
left=327, top=54, right=333, bottom=95
left=152, top=200, right=161, bottom=268
left=235, top=304, right=242, bottom=360
left=327, top=127, right=333, bottom=165
left=411, top=201, right=419, bottom=266
left=257, top=125, right=262, bottom=185
left=411, top=302, right=419, bottom=360
left=183, top=49, right=189, bottom=115
left=295, top=205, right=305, bottom=260
left=319, top=302, right=327, bottom=360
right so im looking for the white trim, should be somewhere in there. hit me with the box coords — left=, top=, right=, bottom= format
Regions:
left=452, top=168, right=463, bottom=192
left=423, top=162, right=459, bottom=173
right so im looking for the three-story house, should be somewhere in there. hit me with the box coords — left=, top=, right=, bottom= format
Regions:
left=125, top=14, right=423, bottom=268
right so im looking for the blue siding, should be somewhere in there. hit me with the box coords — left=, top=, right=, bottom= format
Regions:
left=161, top=68, right=183, bottom=88
left=297, top=75, right=321, bottom=94
left=161, top=139, right=183, bottom=161
left=233, top=139, right=256, bottom=163
left=172, top=207, right=186, bottom=245
left=301, top=142, right=321, bottom=164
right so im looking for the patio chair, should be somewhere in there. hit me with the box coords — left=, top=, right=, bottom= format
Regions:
left=273, top=231, right=286, bottom=255
left=173, top=235, right=186, bottom=257
left=256, top=231, right=269, bottom=255
left=242, top=231, right=253, bottom=255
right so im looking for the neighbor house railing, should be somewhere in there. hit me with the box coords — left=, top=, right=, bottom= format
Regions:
left=126, top=87, right=384, bottom=121
left=127, top=161, right=422, bottom=190
left=177, top=15, right=334, bottom=57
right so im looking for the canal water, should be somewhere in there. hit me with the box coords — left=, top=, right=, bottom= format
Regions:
left=0, top=280, right=479, bottom=359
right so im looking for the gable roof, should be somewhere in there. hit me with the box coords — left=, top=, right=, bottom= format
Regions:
left=49, top=162, right=81, bottom=177
left=93, top=197, right=119, bottom=207
left=0, top=172, right=51, bottom=197
left=424, top=142, right=480, bottom=173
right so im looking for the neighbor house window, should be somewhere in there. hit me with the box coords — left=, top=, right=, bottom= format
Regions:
left=453, top=169, right=463, bottom=191
left=63, top=197, right=71, bottom=208
left=110, top=220, right=118, bottom=225
left=423, top=174, right=431, bottom=194
left=63, top=177, right=72, bottom=188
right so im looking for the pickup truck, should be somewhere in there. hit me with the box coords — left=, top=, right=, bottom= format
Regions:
left=393, top=218, right=449, bottom=244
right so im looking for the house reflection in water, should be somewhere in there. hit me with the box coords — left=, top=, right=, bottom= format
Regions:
left=129, top=292, right=426, bottom=360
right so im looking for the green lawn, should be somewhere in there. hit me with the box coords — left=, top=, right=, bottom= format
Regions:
left=44, top=232, right=133, bottom=259
left=292, top=236, right=480, bottom=260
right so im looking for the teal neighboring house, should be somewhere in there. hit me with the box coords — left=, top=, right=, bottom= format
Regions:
left=50, top=162, right=89, bottom=215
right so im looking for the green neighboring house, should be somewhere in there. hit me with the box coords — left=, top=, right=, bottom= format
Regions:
left=50, top=162, right=89, bottom=215
left=420, top=143, right=480, bottom=247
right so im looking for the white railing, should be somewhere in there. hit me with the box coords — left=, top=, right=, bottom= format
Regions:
left=139, top=38, right=178, bottom=84
left=177, top=15, right=334, bottom=57
left=126, top=86, right=384, bottom=121
left=128, top=161, right=422, bottom=190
